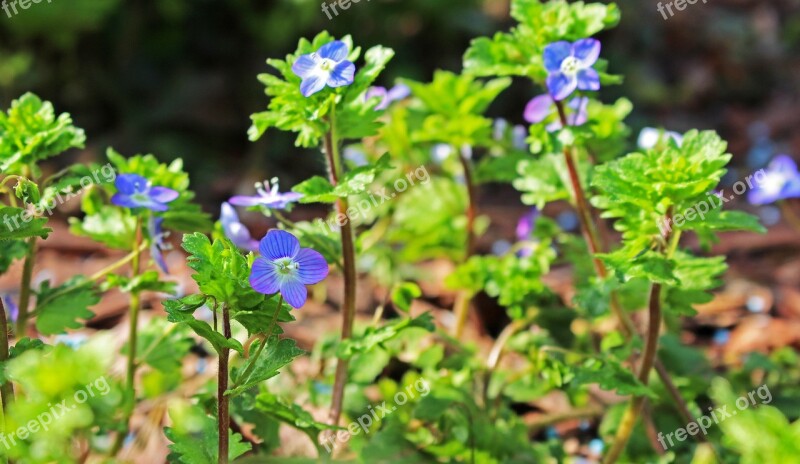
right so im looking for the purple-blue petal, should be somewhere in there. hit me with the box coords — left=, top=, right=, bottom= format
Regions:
left=148, top=186, right=179, bottom=204
left=151, top=241, right=169, bottom=274
left=115, top=174, right=148, bottom=195
left=228, top=195, right=264, bottom=207
left=300, top=76, right=327, bottom=97
left=547, top=73, right=578, bottom=101
left=280, top=279, right=308, bottom=308
left=366, top=87, right=389, bottom=110
left=2, top=295, right=18, bottom=323
left=250, top=258, right=281, bottom=295
left=111, top=193, right=142, bottom=209
left=770, top=155, right=799, bottom=175
left=387, top=84, right=411, bottom=102
left=572, top=38, right=601, bottom=66
left=317, top=41, right=349, bottom=62
left=523, top=94, right=553, bottom=124
left=259, top=229, right=300, bottom=260
left=292, top=54, right=320, bottom=79
left=543, top=41, right=572, bottom=72
left=294, top=248, right=329, bottom=285
left=576, top=68, right=600, bottom=91
left=327, top=61, right=355, bottom=88
left=568, top=97, right=589, bottom=126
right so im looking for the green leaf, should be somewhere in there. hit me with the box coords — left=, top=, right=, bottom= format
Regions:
left=254, top=390, right=336, bottom=447
left=133, top=318, right=194, bottom=373
left=0, top=239, right=27, bottom=273
left=0, top=206, right=51, bottom=241
left=390, top=282, right=422, bottom=313
left=34, top=277, right=100, bottom=335
left=165, top=412, right=251, bottom=464
left=228, top=337, right=304, bottom=396
left=68, top=204, right=136, bottom=250
left=164, top=299, right=244, bottom=356
left=103, top=270, right=178, bottom=294
left=337, top=313, right=435, bottom=358
left=0, top=337, right=45, bottom=384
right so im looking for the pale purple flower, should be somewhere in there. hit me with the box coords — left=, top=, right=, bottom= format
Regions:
left=1, top=294, right=17, bottom=323
left=111, top=174, right=178, bottom=212
left=748, top=155, right=800, bottom=205
left=220, top=202, right=259, bottom=252
left=638, top=128, right=683, bottom=149
left=229, top=180, right=302, bottom=210
left=291, top=41, right=356, bottom=97
left=516, top=207, right=541, bottom=241
left=250, top=230, right=329, bottom=308
left=365, top=84, right=410, bottom=110
left=524, top=94, right=588, bottom=132
left=148, top=216, right=170, bottom=273
left=544, top=39, right=601, bottom=101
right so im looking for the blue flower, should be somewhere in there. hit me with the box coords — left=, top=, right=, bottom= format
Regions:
left=543, top=39, right=601, bottom=101
left=365, top=84, right=410, bottom=110
left=638, top=127, right=683, bottom=149
left=220, top=202, right=259, bottom=252
left=516, top=207, right=540, bottom=241
left=524, top=94, right=588, bottom=131
left=291, top=41, right=356, bottom=97
left=229, top=180, right=302, bottom=210
left=250, top=230, right=329, bottom=308
left=111, top=174, right=179, bottom=212
left=148, top=216, right=170, bottom=273
left=1, top=294, right=17, bottom=323
left=748, top=155, right=800, bottom=205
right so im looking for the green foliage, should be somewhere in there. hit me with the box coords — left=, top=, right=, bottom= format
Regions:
left=228, top=337, right=305, bottom=397
left=0, top=205, right=51, bottom=241
left=33, top=276, right=100, bottom=335
left=164, top=296, right=244, bottom=356
left=337, top=313, right=435, bottom=358
left=165, top=404, right=251, bottom=464
left=293, top=153, right=394, bottom=203
left=0, top=92, right=85, bottom=175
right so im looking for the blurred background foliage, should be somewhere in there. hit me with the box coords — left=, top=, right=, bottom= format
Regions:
left=1, top=0, right=799, bottom=208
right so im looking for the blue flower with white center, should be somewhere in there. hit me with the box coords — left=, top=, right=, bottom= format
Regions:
left=111, top=174, right=179, bottom=212
left=250, top=230, right=329, bottom=308
left=291, top=41, right=356, bottom=97
left=543, top=39, right=602, bottom=101
left=748, top=155, right=800, bottom=205
left=148, top=216, right=170, bottom=273
left=229, top=179, right=302, bottom=210
left=220, top=202, right=259, bottom=252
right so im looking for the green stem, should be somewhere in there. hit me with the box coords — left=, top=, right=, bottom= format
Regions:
left=323, top=111, right=358, bottom=431
left=0, top=297, right=13, bottom=409
left=218, top=303, right=232, bottom=464
left=110, top=217, right=144, bottom=456
left=234, top=296, right=283, bottom=388
left=452, top=147, right=478, bottom=340
left=15, top=237, right=37, bottom=337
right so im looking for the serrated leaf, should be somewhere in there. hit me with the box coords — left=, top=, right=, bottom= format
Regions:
left=0, top=206, right=51, bottom=241
left=34, top=277, right=100, bottom=335
left=228, top=337, right=304, bottom=396
left=164, top=299, right=244, bottom=356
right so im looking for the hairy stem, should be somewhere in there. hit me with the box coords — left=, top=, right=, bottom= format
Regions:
left=452, top=146, right=478, bottom=339
left=0, top=297, right=13, bottom=409
left=110, top=218, right=144, bottom=456
left=323, top=112, right=358, bottom=431
left=218, top=303, right=232, bottom=464
left=553, top=101, right=702, bottom=442
left=15, top=237, right=37, bottom=337
left=602, top=283, right=662, bottom=464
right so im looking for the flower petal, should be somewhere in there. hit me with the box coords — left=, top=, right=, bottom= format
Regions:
left=568, top=97, right=589, bottom=126
left=547, top=72, right=578, bottom=101
left=366, top=87, right=389, bottom=110
left=327, top=61, right=355, bottom=88
left=250, top=258, right=282, bottom=295
left=280, top=279, right=308, bottom=309
left=317, top=40, right=349, bottom=62
left=300, top=75, right=327, bottom=97
left=291, top=53, right=320, bottom=79
left=523, top=94, right=553, bottom=124
left=148, top=186, right=179, bottom=203
left=259, top=229, right=300, bottom=260
left=294, top=248, right=329, bottom=285
left=572, top=38, right=601, bottom=66
left=115, top=174, right=147, bottom=195
left=228, top=195, right=264, bottom=207
left=770, top=155, right=799, bottom=175
left=387, top=84, right=411, bottom=102
left=543, top=41, right=572, bottom=72
left=111, top=193, right=144, bottom=209
left=576, top=68, right=600, bottom=91
left=151, top=241, right=169, bottom=274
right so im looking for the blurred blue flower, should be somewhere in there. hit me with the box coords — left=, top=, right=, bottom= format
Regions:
left=250, top=230, right=329, bottom=308
left=111, top=174, right=178, bottom=212
left=638, top=127, right=683, bottom=149
left=524, top=94, right=588, bottom=131
left=748, top=155, right=800, bottom=205
left=544, top=39, right=601, bottom=101
left=365, top=84, right=410, bottom=110
left=148, top=216, right=170, bottom=274
left=1, top=294, right=17, bottom=323
left=220, top=202, right=259, bottom=252
left=291, top=41, right=356, bottom=97
left=229, top=180, right=302, bottom=210
left=516, top=207, right=540, bottom=241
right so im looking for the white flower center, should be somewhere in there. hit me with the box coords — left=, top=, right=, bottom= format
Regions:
left=559, top=56, right=582, bottom=77
left=761, top=172, right=787, bottom=196
left=319, top=58, right=335, bottom=72
left=276, top=258, right=299, bottom=275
